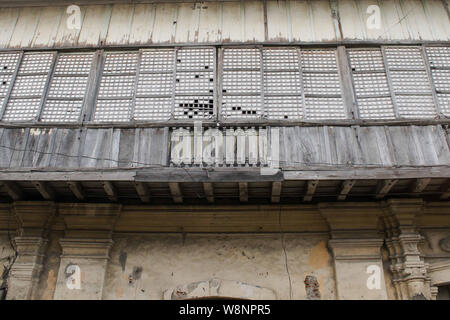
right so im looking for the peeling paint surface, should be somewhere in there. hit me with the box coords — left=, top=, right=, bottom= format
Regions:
left=103, top=233, right=336, bottom=300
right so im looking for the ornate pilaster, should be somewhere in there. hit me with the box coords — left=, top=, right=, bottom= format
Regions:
left=6, top=202, right=56, bottom=300
left=381, top=199, right=430, bottom=300
left=53, top=203, right=121, bottom=300
left=319, top=203, right=388, bottom=300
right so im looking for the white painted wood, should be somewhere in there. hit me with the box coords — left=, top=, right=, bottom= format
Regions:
left=105, top=4, right=134, bottom=45
left=248, top=127, right=258, bottom=165
left=225, top=128, right=235, bottom=165
left=236, top=127, right=246, bottom=165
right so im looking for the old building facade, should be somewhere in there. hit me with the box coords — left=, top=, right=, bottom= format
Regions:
left=0, top=0, right=449, bottom=300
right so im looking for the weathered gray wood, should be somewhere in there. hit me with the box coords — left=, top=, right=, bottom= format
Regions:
left=381, top=46, right=400, bottom=118
left=103, top=181, right=118, bottom=202
left=1, top=181, right=23, bottom=200
left=0, top=128, right=19, bottom=167
left=67, top=181, right=86, bottom=201
left=375, top=179, right=398, bottom=199
left=81, top=50, right=104, bottom=122
left=168, top=182, right=183, bottom=203
left=337, top=179, right=355, bottom=200
left=36, top=52, right=58, bottom=121
left=271, top=181, right=282, bottom=203
left=0, top=52, right=22, bottom=121
left=203, top=182, right=214, bottom=203
left=135, top=181, right=150, bottom=203
left=238, top=182, right=248, bottom=203
left=337, top=46, right=358, bottom=119
left=32, top=181, right=55, bottom=200
left=303, top=180, right=318, bottom=202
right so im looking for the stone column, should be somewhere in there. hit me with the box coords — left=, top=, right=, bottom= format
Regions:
left=53, top=204, right=121, bottom=300
left=6, top=202, right=56, bottom=300
left=381, top=199, right=429, bottom=300
left=319, top=203, right=388, bottom=300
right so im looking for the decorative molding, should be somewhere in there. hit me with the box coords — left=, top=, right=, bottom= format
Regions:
left=439, top=236, right=450, bottom=253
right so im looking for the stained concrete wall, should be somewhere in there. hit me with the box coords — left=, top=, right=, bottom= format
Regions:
left=103, top=233, right=337, bottom=300
left=6, top=228, right=450, bottom=300
left=0, top=233, right=14, bottom=298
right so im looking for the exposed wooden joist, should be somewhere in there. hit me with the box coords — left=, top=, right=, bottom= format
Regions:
left=32, top=181, right=55, bottom=200
left=375, top=179, right=398, bottom=199
left=202, top=182, right=214, bottom=203
left=135, top=182, right=150, bottom=203
left=67, top=182, right=86, bottom=201
left=238, top=182, right=248, bottom=203
left=303, top=180, right=318, bottom=202
left=440, top=180, right=450, bottom=200
left=0, top=181, right=23, bottom=200
left=168, top=182, right=183, bottom=204
left=409, top=178, right=431, bottom=194
left=337, top=180, right=355, bottom=201
left=103, top=181, right=118, bottom=202
left=271, top=181, right=282, bottom=203
left=0, top=166, right=448, bottom=182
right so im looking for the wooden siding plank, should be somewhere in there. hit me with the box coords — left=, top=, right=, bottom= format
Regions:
left=267, top=0, right=289, bottom=42
left=31, top=6, right=63, bottom=47
left=54, top=5, right=87, bottom=47
left=128, top=3, right=155, bottom=45
left=0, top=8, right=19, bottom=48
left=8, top=7, right=41, bottom=48
left=198, top=1, right=221, bottom=43
left=221, top=1, right=242, bottom=42
left=105, top=4, right=134, bottom=45
left=77, top=5, right=112, bottom=46
left=289, top=0, right=314, bottom=42
left=151, top=3, right=178, bottom=44
left=243, top=1, right=265, bottom=42
left=310, top=0, right=337, bottom=41
left=174, top=2, right=199, bottom=43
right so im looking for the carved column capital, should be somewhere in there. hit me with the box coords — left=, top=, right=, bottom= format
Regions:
left=5, top=202, right=56, bottom=300
left=54, top=203, right=122, bottom=300
left=380, top=199, right=430, bottom=299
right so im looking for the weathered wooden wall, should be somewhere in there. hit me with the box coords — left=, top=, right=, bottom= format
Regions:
left=0, top=125, right=448, bottom=169
left=0, top=0, right=448, bottom=49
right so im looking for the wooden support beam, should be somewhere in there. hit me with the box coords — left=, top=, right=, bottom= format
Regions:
left=271, top=181, right=282, bottom=203
left=135, top=182, right=150, bottom=203
left=0, top=181, right=24, bottom=200
left=203, top=182, right=214, bottom=203
left=238, top=182, right=248, bottom=203
left=303, top=180, right=318, bottom=202
left=440, top=180, right=450, bottom=200
left=409, top=178, right=431, bottom=194
left=168, top=182, right=183, bottom=203
left=103, top=181, right=118, bottom=202
left=337, top=180, right=355, bottom=201
left=67, top=182, right=86, bottom=201
left=375, top=179, right=398, bottom=199
left=32, top=181, right=55, bottom=200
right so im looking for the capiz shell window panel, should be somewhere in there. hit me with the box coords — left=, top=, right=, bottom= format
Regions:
left=425, top=46, right=450, bottom=116
left=2, top=52, right=55, bottom=122
left=94, top=51, right=139, bottom=122
left=384, top=46, right=437, bottom=119
left=348, top=48, right=396, bottom=119
left=41, top=53, right=94, bottom=123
